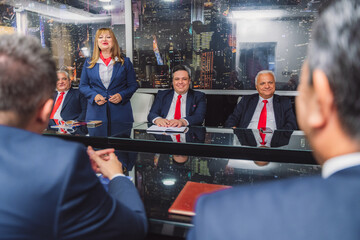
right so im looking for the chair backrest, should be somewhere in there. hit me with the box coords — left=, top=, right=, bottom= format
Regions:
left=130, top=93, right=155, bottom=123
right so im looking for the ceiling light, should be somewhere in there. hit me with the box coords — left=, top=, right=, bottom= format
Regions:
left=230, top=9, right=286, bottom=20
left=103, top=5, right=115, bottom=10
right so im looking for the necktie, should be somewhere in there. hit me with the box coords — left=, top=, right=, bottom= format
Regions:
left=174, top=95, right=182, bottom=120
left=50, top=92, right=65, bottom=119
left=258, top=100, right=268, bottom=145
left=176, top=134, right=181, bottom=142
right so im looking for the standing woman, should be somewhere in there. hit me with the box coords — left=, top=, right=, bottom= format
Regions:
left=79, top=28, right=138, bottom=123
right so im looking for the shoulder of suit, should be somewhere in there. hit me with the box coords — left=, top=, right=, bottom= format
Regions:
left=157, top=89, right=173, bottom=95
left=189, top=89, right=205, bottom=96
left=274, top=94, right=291, bottom=103
left=242, top=93, right=258, bottom=101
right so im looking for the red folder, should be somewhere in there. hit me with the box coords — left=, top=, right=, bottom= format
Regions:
left=168, top=181, right=231, bottom=216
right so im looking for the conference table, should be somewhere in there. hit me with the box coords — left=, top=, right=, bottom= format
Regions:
left=44, top=121, right=321, bottom=239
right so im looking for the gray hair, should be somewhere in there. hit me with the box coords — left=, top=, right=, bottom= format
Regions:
left=0, top=34, right=57, bottom=125
left=308, top=0, right=360, bottom=139
left=57, top=70, right=69, bottom=79
left=255, top=70, right=276, bottom=85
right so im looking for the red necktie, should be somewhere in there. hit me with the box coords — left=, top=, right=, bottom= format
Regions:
left=50, top=92, right=65, bottom=119
left=258, top=100, right=268, bottom=145
left=174, top=95, right=182, bottom=120
left=176, top=134, right=181, bottom=142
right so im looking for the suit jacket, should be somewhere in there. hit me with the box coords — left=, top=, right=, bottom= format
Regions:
left=147, top=89, right=207, bottom=126
left=79, top=57, right=139, bottom=122
left=53, top=88, right=87, bottom=121
left=225, top=94, right=298, bottom=130
left=0, top=125, right=147, bottom=239
left=188, top=165, right=360, bottom=240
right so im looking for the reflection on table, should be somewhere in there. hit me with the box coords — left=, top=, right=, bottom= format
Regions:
left=43, top=121, right=314, bottom=164
left=134, top=152, right=321, bottom=238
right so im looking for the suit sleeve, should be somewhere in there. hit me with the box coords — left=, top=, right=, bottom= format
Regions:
left=281, top=97, right=298, bottom=130
left=79, top=60, right=98, bottom=105
left=118, top=58, right=139, bottom=105
left=224, top=98, right=246, bottom=128
left=57, top=146, right=147, bottom=240
left=147, top=91, right=165, bottom=123
left=184, top=91, right=207, bottom=126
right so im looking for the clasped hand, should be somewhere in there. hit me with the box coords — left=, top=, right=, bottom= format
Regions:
left=87, top=146, right=123, bottom=180
left=154, top=118, right=186, bottom=127
left=94, top=93, right=122, bottom=105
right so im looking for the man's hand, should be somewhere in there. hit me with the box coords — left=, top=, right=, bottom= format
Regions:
left=154, top=118, right=170, bottom=127
left=94, top=94, right=107, bottom=105
left=87, top=146, right=123, bottom=180
left=109, top=93, right=122, bottom=104
left=87, top=147, right=114, bottom=173
left=168, top=119, right=187, bottom=127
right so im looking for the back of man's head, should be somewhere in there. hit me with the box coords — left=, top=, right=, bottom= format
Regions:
left=308, top=0, right=360, bottom=140
left=0, top=34, right=57, bottom=127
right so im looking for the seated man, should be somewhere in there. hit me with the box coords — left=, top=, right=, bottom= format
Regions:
left=225, top=70, right=297, bottom=130
left=188, top=0, right=360, bottom=239
left=50, top=70, right=87, bottom=121
left=148, top=65, right=206, bottom=127
left=0, top=34, right=147, bottom=239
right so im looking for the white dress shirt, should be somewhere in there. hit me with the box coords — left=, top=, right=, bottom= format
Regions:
left=322, top=152, right=360, bottom=178
left=153, top=91, right=189, bottom=125
left=53, top=90, right=69, bottom=120
left=247, top=96, right=277, bottom=130
left=97, top=57, right=118, bottom=89
left=166, top=92, right=187, bottom=120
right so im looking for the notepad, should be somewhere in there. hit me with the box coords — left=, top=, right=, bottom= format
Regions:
left=146, top=125, right=187, bottom=133
left=168, top=181, right=231, bottom=216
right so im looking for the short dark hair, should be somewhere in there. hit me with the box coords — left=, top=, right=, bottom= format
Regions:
left=0, top=34, right=57, bottom=125
left=307, top=0, right=360, bottom=139
left=172, top=65, right=191, bottom=79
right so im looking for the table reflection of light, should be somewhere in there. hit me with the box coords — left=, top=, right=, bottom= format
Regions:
left=162, top=178, right=176, bottom=186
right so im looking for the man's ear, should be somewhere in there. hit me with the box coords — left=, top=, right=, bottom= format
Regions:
left=37, top=99, right=54, bottom=124
left=308, top=69, right=334, bottom=129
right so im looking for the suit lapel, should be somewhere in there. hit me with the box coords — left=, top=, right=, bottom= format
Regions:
left=108, top=62, right=121, bottom=89
left=186, top=89, right=193, bottom=116
left=61, top=88, right=73, bottom=111
left=92, top=64, right=106, bottom=89
left=273, top=95, right=281, bottom=129
left=163, top=91, right=174, bottom=117
left=244, top=95, right=259, bottom=126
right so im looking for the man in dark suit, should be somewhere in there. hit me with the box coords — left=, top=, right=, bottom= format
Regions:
left=225, top=70, right=297, bottom=130
left=51, top=71, right=87, bottom=121
left=148, top=65, right=206, bottom=127
left=188, top=0, right=360, bottom=239
left=0, top=34, right=147, bottom=239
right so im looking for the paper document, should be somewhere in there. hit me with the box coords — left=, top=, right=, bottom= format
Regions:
left=146, top=125, right=187, bottom=133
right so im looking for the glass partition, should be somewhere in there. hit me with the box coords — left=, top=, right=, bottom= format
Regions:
left=1, top=0, right=323, bottom=91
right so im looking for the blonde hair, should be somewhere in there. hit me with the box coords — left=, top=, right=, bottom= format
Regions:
left=88, top=28, right=124, bottom=68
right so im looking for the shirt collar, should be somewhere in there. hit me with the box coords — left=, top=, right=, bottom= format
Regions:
left=174, top=91, right=188, bottom=99
left=96, top=56, right=118, bottom=65
left=57, top=89, right=69, bottom=95
left=322, top=152, right=360, bottom=178
left=259, top=95, right=273, bottom=104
